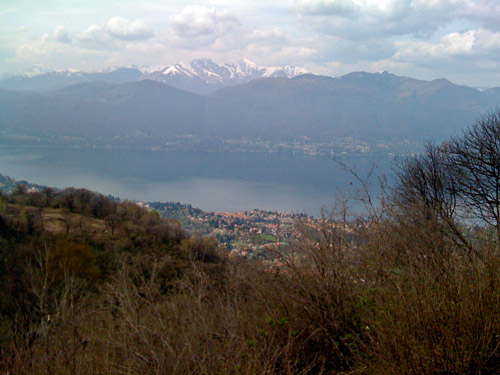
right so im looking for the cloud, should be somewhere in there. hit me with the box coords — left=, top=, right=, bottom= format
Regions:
left=164, top=6, right=246, bottom=51
left=297, top=0, right=500, bottom=39
left=455, top=0, right=500, bottom=30
left=14, top=37, right=81, bottom=72
left=440, top=31, right=476, bottom=55
left=248, top=28, right=287, bottom=45
left=76, top=17, right=154, bottom=50
left=164, top=6, right=318, bottom=66
left=393, top=29, right=500, bottom=62
left=169, top=6, right=240, bottom=38
left=298, top=0, right=360, bottom=16
left=242, top=28, right=320, bottom=66
left=54, top=26, right=71, bottom=44
left=105, top=16, right=154, bottom=41
left=291, top=0, right=500, bottom=86
left=78, top=24, right=114, bottom=49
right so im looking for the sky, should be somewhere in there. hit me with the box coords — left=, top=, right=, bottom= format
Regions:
left=1, top=0, right=500, bottom=87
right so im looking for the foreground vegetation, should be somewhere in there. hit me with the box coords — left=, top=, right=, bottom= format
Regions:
left=4, top=111, right=500, bottom=374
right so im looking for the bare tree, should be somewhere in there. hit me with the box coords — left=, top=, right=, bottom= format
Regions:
left=395, top=142, right=456, bottom=219
left=393, top=110, right=500, bottom=251
left=394, top=142, right=474, bottom=254
left=442, top=110, right=500, bottom=241
left=42, top=187, right=55, bottom=207
left=63, top=209, right=72, bottom=234
left=105, top=213, right=121, bottom=236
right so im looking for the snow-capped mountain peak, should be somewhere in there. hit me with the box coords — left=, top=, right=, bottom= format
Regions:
left=0, top=59, right=308, bottom=94
left=144, top=59, right=308, bottom=94
left=263, top=65, right=309, bottom=78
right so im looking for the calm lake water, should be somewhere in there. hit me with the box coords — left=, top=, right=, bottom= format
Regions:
left=0, top=145, right=392, bottom=216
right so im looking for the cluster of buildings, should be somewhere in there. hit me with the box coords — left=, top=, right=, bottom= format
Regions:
left=146, top=201, right=318, bottom=260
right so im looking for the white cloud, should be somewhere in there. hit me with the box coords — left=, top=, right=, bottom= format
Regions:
left=12, top=35, right=109, bottom=74
left=105, top=16, right=154, bottom=41
left=243, top=29, right=319, bottom=66
left=164, top=5, right=307, bottom=62
left=169, top=6, right=240, bottom=38
left=393, top=29, right=500, bottom=62
left=440, top=31, right=475, bottom=55
left=54, top=25, right=71, bottom=44
left=78, top=24, right=114, bottom=49
left=298, top=0, right=360, bottom=16
left=75, top=17, right=154, bottom=50
left=248, top=28, right=287, bottom=44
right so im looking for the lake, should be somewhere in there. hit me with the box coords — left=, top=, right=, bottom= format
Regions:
left=0, top=145, right=393, bottom=217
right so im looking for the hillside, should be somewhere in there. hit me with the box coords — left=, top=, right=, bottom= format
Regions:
left=206, top=72, right=490, bottom=141
left=0, top=80, right=205, bottom=142
left=1, top=71, right=499, bottom=150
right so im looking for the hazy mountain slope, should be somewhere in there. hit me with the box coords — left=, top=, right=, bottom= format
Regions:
left=1, top=71, right=499, bottom=147
left=205, top=72, right=493, bottom=141
left=0, top=80, right=205, bottom=140
left=0, top=68, right=143, bottom=92
left=483, top=87, right=500, bottom=108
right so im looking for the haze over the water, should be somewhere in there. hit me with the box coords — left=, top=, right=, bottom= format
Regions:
left=1, top=0, right=500, bottom=88
left=0, top=145, right=389, bottom=217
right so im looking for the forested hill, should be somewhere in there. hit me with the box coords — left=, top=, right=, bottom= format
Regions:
left=0, top=183, right=223, bottom=283
left=0, top=172, right=52, bottom=194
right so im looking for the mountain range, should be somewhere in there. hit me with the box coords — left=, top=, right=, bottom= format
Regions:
left=1, top=64, right=500, bottom=150
left=0, top=59, right=308, bottom=95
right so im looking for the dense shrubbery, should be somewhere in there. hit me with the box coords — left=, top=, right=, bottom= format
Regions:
left=4, top=111, right=500, bottom=374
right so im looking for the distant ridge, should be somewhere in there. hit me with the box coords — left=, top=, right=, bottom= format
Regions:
left=0, top=59, right=308, bottom=95
left=1, top=70, right=499, bottom=148
left=0, top=68, right=143, bottom=92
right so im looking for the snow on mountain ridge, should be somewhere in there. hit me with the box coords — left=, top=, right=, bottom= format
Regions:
left=1, top=59, right=309, bottom=94
left=9, top=60, right=307, bottom=81
left=262, top=65, right=309, bottom=78
left=146, top=59, right=310, bottom=94
left=145, top=59, right=308, bottom=86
